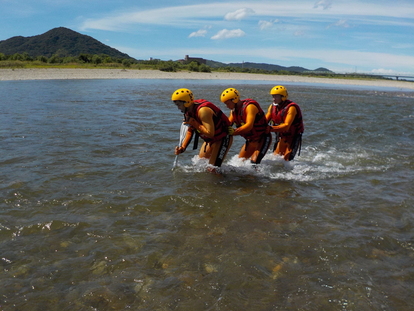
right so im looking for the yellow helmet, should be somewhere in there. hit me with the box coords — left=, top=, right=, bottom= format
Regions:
left=220, top=88, right=240, bottom=104
left=171, top=88, right=194, bottom=107
left=270, top=85, right=288, bottom=101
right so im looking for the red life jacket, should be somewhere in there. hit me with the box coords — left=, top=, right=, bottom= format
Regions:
left=233, top=99, right=268, bottom=141
left=187, top=99, right=231, bottom=143
left=270, top=100, right=304, bottom=137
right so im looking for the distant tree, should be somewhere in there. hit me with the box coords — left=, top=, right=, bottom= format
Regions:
left=21, top=52, right=32, bottom=61
left=48, top=54, right=62, bottom=64
left=36, top=55, right=48, bottom=63
left=122, top=59, right=131, bottom=68
left=199, top=64, right=211, bottom=73
left=92, top=55, right=102, bottom=65
left=0, top=53, right=6, bottom=61
left=224, top=66, right=236, bottom=72
left=61, top=56, right=76, bottom=63
left=159, top=60, right=178, bottom=72
left=188, top=61, right=199, bottom=72
left=102, top=55, right=113, bottom=63
left=10, top=53, right=23, bottom=61
left=79, top=54, right=91, bottom=63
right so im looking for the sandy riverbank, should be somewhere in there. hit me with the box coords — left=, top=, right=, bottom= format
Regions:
left=1, top=68, right=413, bottom=90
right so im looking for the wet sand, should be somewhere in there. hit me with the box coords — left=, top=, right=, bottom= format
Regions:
left=1, top=68, right=413, bottom=90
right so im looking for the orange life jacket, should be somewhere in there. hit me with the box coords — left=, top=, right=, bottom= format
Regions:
left=270, top=100, right=304, bottom=138
left=187, top=99, right=231, bottom=143
left=233, top=99, right=268, bottom=141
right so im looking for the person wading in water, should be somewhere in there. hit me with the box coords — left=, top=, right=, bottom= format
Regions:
left=172, top=88, right=233, bottom=172
left=221, top=87, right=271, bottom=165
left=265, top=85, right=304, bottom=161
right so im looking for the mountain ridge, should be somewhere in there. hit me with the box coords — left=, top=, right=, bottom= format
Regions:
left=205, top=59, right=331, bottom=73
left=0, top=27, right=332, bottom=72
left=0, top=27, right=132, bottom=59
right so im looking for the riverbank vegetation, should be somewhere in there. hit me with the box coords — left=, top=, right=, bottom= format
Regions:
left=0, top=52, right=397, bottom=81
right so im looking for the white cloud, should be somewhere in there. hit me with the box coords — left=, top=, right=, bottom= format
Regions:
left=258, top=19, right=278, bottom=30
left=313, top=0, right=333, bottom=10
left=79, top=2, right=414, bottom=32
left=189, top=29, right=208, bottom=38
left=224, top=8, right=255, bottom=21
left=327, top=19, right=350, bottom=28
left=80, top=5, right=225, bottom=31
left=211, top=29, right=246, bottom=40
left=74, top=1, right=414, bottom=74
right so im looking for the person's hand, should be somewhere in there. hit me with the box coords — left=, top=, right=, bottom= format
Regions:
left=175, top=146, right=186, bottom=155
left=266, top=125, right=272, bottom=134
left=228, top=126, right=235, bottom=135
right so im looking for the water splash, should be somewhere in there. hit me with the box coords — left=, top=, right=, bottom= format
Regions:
left=173, top=144, right=391, bottom=182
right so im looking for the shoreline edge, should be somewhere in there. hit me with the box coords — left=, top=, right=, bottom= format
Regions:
left=1, top=68, right=413, bottom=90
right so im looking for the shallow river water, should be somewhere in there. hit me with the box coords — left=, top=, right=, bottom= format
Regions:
left=1, top=78, right=413, bottom=310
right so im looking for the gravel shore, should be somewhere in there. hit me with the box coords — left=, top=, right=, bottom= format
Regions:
left=1, top=68, right=413, bottom=90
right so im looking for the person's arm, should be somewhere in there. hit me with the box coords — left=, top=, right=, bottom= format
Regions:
left=228, top=110, right=235, bottom=124
left=265, top=104, right=272, bottom=123
left=187, top=107, right=215, bottom=139
left=233, top=104, right=258, bottom=136
left=270, top=106, right=297, bottom=132
left=175, top=127, right=194, bottom=154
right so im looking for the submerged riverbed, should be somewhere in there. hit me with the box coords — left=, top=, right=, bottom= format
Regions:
left=1, top=79, right=413, bottom=310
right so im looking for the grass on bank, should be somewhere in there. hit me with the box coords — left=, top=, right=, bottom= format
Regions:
left=0, top=57, right=406, bottom=82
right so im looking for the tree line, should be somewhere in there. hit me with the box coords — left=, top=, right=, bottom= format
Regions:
left=0, top=52, right=212, bottom=72
left=0, top=52, right=135, bottom=67
left=0, top=52, right=394, bottom=80
left=0, top=52, right=315, bottom=75
left=0, top=52, right=287, bottom=74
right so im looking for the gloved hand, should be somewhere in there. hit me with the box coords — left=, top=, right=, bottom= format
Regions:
left=228, top=126, right=235, bottom=135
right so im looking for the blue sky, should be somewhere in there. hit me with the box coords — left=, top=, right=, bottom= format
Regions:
left=1, top=0, right=414, bottom=75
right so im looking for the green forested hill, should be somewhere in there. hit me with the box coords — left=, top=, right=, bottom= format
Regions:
left=0, top=27, right=335, bottom=73
left=0, top=27, right=133, bottom=59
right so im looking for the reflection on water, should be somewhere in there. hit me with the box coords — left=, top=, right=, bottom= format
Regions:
left=0, top=79, right=413, bottom=310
